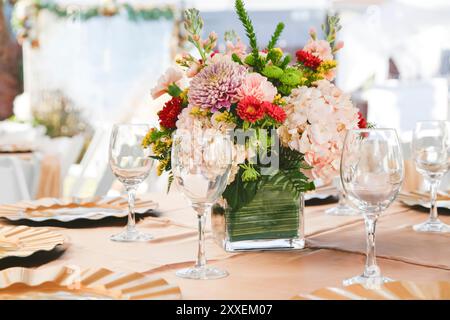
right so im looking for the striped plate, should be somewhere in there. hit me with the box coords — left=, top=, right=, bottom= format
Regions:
left=0, top=225, right=66, bottom=259
left=0, top=266, right=181, bottom=300
left=293, top=281, right=450, bottom=300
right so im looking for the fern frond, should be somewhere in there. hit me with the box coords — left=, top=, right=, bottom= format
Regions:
left=267, top=22, right=284, bottom=50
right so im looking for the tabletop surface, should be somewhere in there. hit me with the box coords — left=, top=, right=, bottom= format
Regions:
left=0, top=192, right=449, bottom=300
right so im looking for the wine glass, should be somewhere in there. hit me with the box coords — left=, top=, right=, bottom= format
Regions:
left=412, top=121, right=450, bottom=233
left=171, top=129, right=232, bottom=280
left=341, top=128, right=404, bottom=287
left=325, top=176, right=359, bottom=216
left=109, top=124, right=154, bottom=242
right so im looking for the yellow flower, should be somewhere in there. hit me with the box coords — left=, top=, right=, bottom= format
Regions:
left=317, top=60, right=337, bottom=73
left=141, top=128, right=154, bottom=148
left=214, top=110, right=235, bottom=123
left=179, top=89, right=189, bottom=103
left=273, top=47, right=283, bottom=56
left=273, top=94, right=286, bottom=106
left=190, top=106, right=210, bottom=117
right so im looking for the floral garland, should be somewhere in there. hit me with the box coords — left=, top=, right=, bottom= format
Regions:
left=11, top=0, right=175, bottom=48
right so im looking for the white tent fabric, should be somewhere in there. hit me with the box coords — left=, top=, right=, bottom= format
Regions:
left=336, top=0, right=450, bottom=92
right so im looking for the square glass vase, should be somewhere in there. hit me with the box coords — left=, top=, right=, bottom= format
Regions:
left=211, top=179, right=305, bottom=252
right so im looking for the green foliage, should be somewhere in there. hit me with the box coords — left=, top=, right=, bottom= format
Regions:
left=241, top=163, right=260, bottom=182
left=279, top=55, right=291, bottom=69
left=222, top=168, right=262, bottom=211
left=231, top=53, right=243, bottom=65
left=267, top=22, right=284, bottom=50
left=167, top=83, right=182, bottom=97
left=183, top=8, right=207, bottom=61
left=234, top=0, right=260, bottom=70
left=322, top=14, right=342, bottom=50
left=268, top=146, right=315, bottom=198
left=267, top=169, right=314, bottom=199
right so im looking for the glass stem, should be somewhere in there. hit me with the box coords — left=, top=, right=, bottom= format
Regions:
left=125, top=185, right=137, bottom=231
left=193, top=204, right=209, bottom=269
left=337, top=179, right=346, bottom=207
left=363, top=214, right=379, bottom=278
left=429, top=180, right=439, bottom=222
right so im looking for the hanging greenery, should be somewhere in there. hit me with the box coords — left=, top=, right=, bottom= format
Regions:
left=11, top=0, right=175, bottom=48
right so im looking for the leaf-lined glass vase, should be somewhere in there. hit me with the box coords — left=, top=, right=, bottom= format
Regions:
left=212, top=176, right=305, bottom=251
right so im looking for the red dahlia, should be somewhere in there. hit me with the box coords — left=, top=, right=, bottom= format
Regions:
left=237, top=96, right=265, bottom=123
left=357, top=111, right=367, bottom=129
left=263, top=102, right=286, bottom=123
left=295, top=49, right=322, bottom=70
left=158, top=97, right=182, bottom=129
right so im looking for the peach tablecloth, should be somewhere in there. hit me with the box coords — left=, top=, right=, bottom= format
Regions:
left=1, top=192, right=449, bottom=299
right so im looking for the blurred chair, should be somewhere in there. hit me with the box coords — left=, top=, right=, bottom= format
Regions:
left=68, top=126, right=111, bottom=198
left=38, top=134, right=84, bottom=196
left=0, top=157, right=31, bottom=203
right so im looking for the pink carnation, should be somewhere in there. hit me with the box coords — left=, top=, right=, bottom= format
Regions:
left=236, top=73, right=277, bottom=103
left=226, top=39, right=247, bottom=59
left=303, top=39, right=333, bottom=61
left=151, top=66, right=186, bottom=99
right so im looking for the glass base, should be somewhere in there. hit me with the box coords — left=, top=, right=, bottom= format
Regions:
left=343, top=274, right=393, bottom=289
left=176, top=266, right=228, bottom=280
left=223, top=237, right=305, bottom=252
left=325, top=204, right=360, bottom=216
left=413, top=219, right=450, bottom=233
left=110, top=227, right=153, bottom=242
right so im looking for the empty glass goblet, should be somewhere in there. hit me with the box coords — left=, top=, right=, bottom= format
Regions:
left=341, top=128, right=404, bottom=287
left=412, top=121, right=450, bottom=233
left=171, top=129, right=233, bottom=280
left=109, top=124, right=154, bottom=242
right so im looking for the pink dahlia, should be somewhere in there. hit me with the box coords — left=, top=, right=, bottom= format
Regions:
left=188, top=58, right=246, bottom=112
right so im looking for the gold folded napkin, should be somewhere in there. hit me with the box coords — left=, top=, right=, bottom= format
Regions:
left=0, top=235, right=22, bottom=251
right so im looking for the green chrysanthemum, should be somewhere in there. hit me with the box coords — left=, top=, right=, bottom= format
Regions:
left=280, top=69, right=302, bottom=86
left=262, top=65, right=283, bottom=79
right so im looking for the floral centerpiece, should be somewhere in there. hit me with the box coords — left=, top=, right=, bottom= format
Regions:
left=143, top=0, right=366, bottom=251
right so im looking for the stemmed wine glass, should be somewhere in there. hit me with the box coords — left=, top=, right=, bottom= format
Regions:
left=325, top=176, right=359, bottom=216
left=341, top=128, right=404, bottom=287
left=171, top=129, right=232, bottom=280
left=412, top=121, right=450, bottom=233
left=109, top=124, right=154, bottom=242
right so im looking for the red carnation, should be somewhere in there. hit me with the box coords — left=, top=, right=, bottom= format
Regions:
left=237, top=96, right=265, bottom=123
left=158, top=97, right=182, bottom=129
left=263, top=102, right=286, bottom=123
left=295, top=49, right=322, bottom=70
left=357, top=111, right=367, bottom=129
